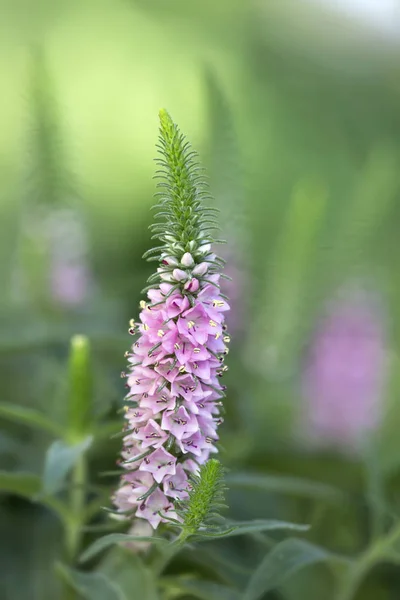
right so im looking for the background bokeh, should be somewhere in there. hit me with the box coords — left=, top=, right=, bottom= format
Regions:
left=2, top=1, right=400, bottom=598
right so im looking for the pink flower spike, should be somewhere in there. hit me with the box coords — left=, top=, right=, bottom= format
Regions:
left=112, top=110, right=230, bottom=530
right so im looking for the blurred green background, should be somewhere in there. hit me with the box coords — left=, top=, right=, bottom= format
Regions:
left=2, top=0, right=400, bottom=598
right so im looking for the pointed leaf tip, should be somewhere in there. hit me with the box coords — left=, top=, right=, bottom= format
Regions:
left=158, top=107, right=171, bottom=122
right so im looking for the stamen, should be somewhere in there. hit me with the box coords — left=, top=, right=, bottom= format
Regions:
left=212, top=299, right=224, bottom=307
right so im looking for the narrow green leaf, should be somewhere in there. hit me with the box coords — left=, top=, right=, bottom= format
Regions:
left=42, top=436, right=92, bottom=494
left=0, top=470, right=71, bottom=524
left=244, top=538, right=340, bottom=600
left=226, top=472, right=344, bottom=503
left=79, top=533, right=167, bottom=563
left=0, top=402, right=63, bottom=436
left=56, top=563, right=126, bottom=600
left=68, top=335, right=93, bottom=438
left=99, top=548, right=159, bottom=600
left=0, top=470, right=41, bottom=497
left=215, top=519, right=310, bottom=539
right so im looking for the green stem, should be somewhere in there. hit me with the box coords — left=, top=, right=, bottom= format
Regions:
left=336, top=521, right=400, bottom=600
left=336, top=547, right=378, bottom=600
left=153, top=532, right=188, bottom=576
left=65, top=455, right=87, bottom=562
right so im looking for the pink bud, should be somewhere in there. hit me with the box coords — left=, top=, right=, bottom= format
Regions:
left=162, top=256, right=179, bottom=266
left=184, top=278, right=199, bottom=292
left=159, top=270, right=174, bottom=282
left=181, top=252, right=194, bottom=267
left=172, top=269, right=188, bottom=281
left=193, top=262, right=208, bottom=276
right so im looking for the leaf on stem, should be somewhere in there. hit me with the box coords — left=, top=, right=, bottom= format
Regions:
left=206, top=519, right=310, bottom=540
left=244, top=538, right=344, bottom=600
left=0, top=470, right=41, bottom=496
left=0, top=402, right=63, bottom=436
left=56, top=562, right=127, bottom=600
left=42, top=436, right=93, bottom=494
left=0, top=470, right=71, bottom=524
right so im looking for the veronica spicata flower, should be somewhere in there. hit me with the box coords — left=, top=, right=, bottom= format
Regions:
left=301, top=284, right=388, bottom=452
left=112, top=110, right=230, bottom=530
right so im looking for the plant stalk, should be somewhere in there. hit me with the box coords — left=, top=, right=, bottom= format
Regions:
left=66, top=454, right=87, bottom=562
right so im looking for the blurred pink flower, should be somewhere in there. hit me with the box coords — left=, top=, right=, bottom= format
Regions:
left=46, top=208, right=92, bottom=307
left=301, top=285, right=388, bottom=451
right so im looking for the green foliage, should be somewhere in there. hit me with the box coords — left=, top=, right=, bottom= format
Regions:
left=244, top=538, right=341, bottom=600
left=0, top=402, right=63, bottom=436
left=80, top=534, right=167, bottom=564
left=3, top=5, right=400, bottom=598
left=42, top=436, right=92, bottom=495
left=68, top=334, right=93, bottom=440
left=212, top=519, right=309, bottom=538
left=56, top=563, right=126, bottom=600
left=176, top=459, right=229, bottom=542
left=0, top=470, right=41, bottom=497
left=99, top=549, right=160, bottom=600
